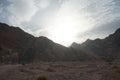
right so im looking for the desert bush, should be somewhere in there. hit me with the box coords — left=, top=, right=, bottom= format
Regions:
left=19, top=68, right=30, bottom=73
left=111, top=65, right=119, bottom=70
left=115, top=69, right=120, bottom=73
left=19, top=68, right=26, bottom=72
left=37, top=76, right=47, bottom=80
left=111, top=65, right=120, bottom=74
left=46, top=67, right=55, bottom=72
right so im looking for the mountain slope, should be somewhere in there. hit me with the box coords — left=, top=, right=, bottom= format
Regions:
left=0, top=22, right=100, bottom=64
left=74, top=28, right=120, bottom=63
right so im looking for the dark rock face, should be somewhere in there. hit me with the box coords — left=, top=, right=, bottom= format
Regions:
left=0, top=22, right=99, bottom=64
left=0, top=23, right=35, bottom=63
left=0, top=22, right=119, bottom=64
left=78, top=28, right=120, bottom=62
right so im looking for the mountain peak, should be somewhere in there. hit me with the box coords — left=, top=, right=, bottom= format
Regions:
left=115, top=28, right=120, bottom=33
left=38, top=36, right=51, bottom=41
left=71, top=42, right=79, bottom=49
left=71, top=42, right=78, bottom=46
left=0, top=22, right=120, bottom=63
left=114, top=28, right=120, bottom=35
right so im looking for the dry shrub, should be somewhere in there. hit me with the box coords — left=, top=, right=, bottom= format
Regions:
left=111, top=65, right=119, bottom=70
left=46, top=68, right=55, bottom=72
left=19, top=68, right=26, bottom=72
left=115, top=69, right=120, bottom=73
left=37, top=76, right=47, bottom=80
left=111, top=65, right=120, bottom=74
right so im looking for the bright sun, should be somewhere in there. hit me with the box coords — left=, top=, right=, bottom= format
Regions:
left=47, top=9, right=93, bottom=46
left=50, top=25, right=78, bottom=45
left=48, top=15, right=79, bottom=46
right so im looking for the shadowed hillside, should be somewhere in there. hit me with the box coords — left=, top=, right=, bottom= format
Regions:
left=71, top=28, right=120, bottom=63
left=0, top=22, right=100, bottom=64
left=0, top=22, right=120, bottom=64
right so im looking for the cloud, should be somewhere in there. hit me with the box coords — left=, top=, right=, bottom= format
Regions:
left=7, top=0, right=38, bottom=26
left=0, top=4, right=3, bottom=14
left=66, top=0, right=120, bottom=25
left=21, top=0, right=63, bottom=34
left=35, top=0, right=51, bottom=9
left=89, top=19, right=120, bottom=36
left=77, top=19, right=120, bottom=43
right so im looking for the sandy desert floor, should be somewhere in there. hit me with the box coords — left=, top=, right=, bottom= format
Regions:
left=0, top=61, right=120, bottom=80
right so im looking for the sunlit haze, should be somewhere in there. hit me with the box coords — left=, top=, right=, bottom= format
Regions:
left=0, top=0, right=120, bottom=46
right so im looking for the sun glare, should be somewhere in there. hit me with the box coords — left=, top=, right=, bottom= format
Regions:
left=47, top=13, right=80, bottom=46
left=47, top=9, right=93, bottom=46
left=51, top=26, right=78, bottom=45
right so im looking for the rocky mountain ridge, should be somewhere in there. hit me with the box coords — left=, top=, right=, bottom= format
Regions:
left=71, top=28, right=120, bottom=63
left=0, top=22, right=99, bottom=64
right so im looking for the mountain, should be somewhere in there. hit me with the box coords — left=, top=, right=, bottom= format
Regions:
left=0, top=22, right=100, bottom=64
left=72, top=28, right=120, bottom=63
left=0, top=22, right=120, bottom=64
left=0, top=23, right=36, bottom=63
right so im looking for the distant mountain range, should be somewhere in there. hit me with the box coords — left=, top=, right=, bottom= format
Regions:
left=71, top=28, right=120, bottom=63
left=0, top=22, right=120, bottom=64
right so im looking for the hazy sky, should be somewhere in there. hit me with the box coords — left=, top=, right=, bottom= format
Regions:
left=0, top=0, right=120, bottom=46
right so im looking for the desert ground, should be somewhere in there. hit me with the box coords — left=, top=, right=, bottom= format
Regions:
left=0, top=61, right=120, bottom=80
